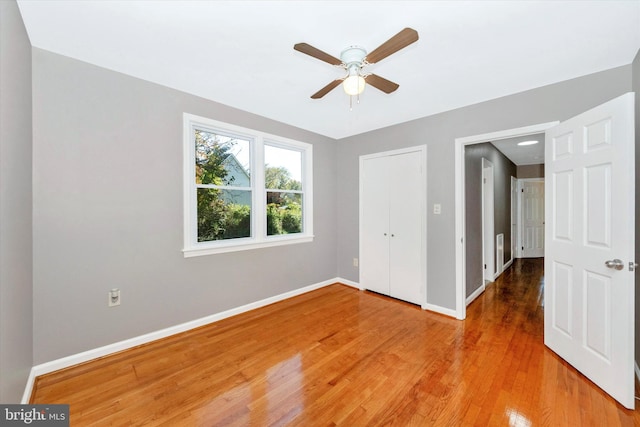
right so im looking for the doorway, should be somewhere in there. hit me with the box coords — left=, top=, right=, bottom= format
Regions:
left=519, top=179, right=545, bottom=258
left=454, top=122, right=558, bottom=320
left=455, top=94, right=635, bottom=409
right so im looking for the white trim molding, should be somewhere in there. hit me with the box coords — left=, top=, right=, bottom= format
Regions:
left=466, top=284, right=485, bottom=306
left=21, top=370, right=37, bottom=404
left=335, top=277, right=360, bottom=288
left=422, top=303, right=457, bottom=318
left=504, top=258, right=514, bottom=271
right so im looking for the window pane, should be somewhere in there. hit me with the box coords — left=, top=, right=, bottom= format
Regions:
left=264, top=145, right=302, bottom=190
left=266, top=192, right=302, bottom=235
left=195, top=129, right=251, bottom=186
left=197, top=188, right=251, bottom=241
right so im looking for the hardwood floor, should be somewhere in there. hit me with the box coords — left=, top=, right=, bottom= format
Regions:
left=31, top=259, right=640, bottom=426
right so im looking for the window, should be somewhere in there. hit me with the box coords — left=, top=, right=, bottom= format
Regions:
left=265, top=144, right=304, bottom=236
left=184, top=114, right=313, bottom=256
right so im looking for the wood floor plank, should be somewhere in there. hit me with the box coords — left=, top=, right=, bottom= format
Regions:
left=31, top=259, right=640, bottom=425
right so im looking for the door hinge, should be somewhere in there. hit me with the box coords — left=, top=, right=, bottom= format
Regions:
left=484, top=264, right=487, bottom=269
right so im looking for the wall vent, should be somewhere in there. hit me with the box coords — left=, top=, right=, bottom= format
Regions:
left=496, top=233, right=505, bottom=275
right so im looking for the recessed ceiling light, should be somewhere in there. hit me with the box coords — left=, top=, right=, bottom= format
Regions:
left=517, top=140, right=539, bottom=146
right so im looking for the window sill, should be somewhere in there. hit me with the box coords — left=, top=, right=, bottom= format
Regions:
left=183, top=235, right=314, bottom=257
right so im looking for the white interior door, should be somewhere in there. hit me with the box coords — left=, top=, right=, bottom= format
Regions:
left=482, top=159, right=495, bottom=281
left=521, top=180, right=545, bottom=257
left=544, top=92, right=635, bottom=409
left=389, top=151, right=423, bottom=305
left=360, top=155, right=390, bottom=295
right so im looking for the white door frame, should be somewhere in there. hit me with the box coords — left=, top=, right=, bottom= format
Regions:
left=454, top=121, right=559, bottom=320
left=510, top=176, right=518, bottom=264
left=482, top=158, right=495, bottom=283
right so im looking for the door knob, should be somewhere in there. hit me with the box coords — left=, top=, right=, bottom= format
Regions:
left=604, top=259, right=624, bottom=270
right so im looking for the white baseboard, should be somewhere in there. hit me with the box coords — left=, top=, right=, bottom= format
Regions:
left=335, top=277, right=360, bottom=289
left=359, top=280, right=455, bottom=319
left=465, top=283, right=485, bottom=306
left=504, top=258, right=513, bottom=270
left=21, top=368, right=37, bottom=404
left=22, top=277, right=345, bottom=403
left=356, top=280, right=454, bottom=318
left=492, top=258, right=513, bottom=281
left=422, top=303, right=457, bottom=318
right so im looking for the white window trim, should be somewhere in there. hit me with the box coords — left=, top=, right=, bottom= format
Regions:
left=183, top=113, right=313, bottom=257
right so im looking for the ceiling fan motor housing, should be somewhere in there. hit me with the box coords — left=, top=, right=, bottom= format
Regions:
left=340, top=46, right=367, bottom=66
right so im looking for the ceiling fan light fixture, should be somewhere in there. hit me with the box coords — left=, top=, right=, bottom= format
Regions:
left=343, top=74, right=366, bottom=96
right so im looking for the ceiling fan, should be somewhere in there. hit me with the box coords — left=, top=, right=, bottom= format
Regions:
left=294, top=28, right=419, bottom=100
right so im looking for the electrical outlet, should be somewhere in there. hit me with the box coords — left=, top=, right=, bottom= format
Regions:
left=109, top=288, right=121, bottom=307
left=353, top=258, right=359, bottom=267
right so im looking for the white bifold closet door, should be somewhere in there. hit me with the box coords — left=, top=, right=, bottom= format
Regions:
left=360, top=147, right=425, bottom=306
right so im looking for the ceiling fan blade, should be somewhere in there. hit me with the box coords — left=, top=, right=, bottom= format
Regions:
left=294, top=43, right=342, bottom=66
left=366, top=74, right=399, bottom=94
left=365, top=28, right=419, bottom=64
left=311, top=79, right=343, bottom=99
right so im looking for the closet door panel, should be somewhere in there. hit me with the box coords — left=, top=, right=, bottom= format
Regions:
left=389, top=151, right=423, bottom=305
left=360, top=156, right=390, bottom=295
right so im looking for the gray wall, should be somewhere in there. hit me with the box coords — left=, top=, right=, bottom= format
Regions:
left=32, top=49, right=337, bottom=364
left=10, top=12, right=640, bottom=372
left=336, top=65, right=633, bottom=310
left=517, top=164, right=544, bottom=179
left=464, top=143, right=516, bottom=298
left=0, top=0, right=33, bottom=402
left=633, top=49, right=640, bottom=371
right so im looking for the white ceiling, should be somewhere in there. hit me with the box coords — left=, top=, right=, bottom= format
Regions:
left=16, top=1, right=640, bottom=140
left=491, top=133, right=545, bottom=166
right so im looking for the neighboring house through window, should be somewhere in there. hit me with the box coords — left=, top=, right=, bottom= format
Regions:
left=183, top=114, right=313, bottom=256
